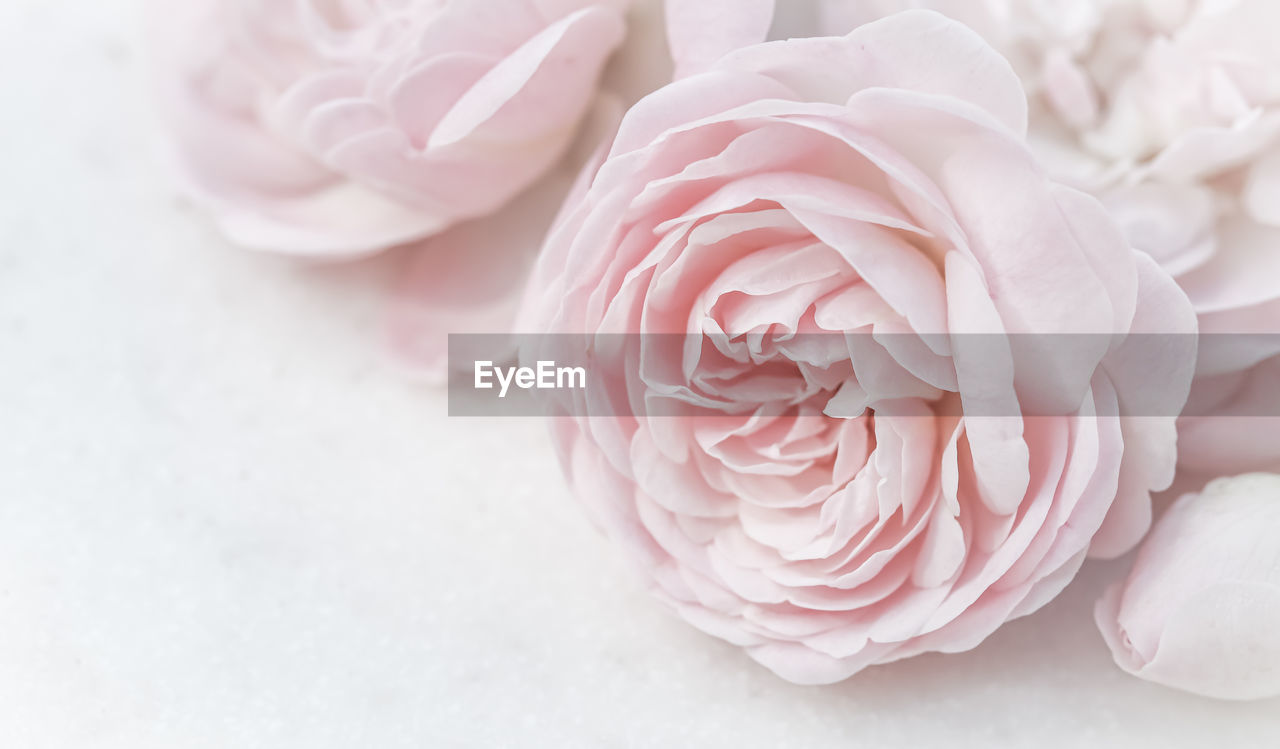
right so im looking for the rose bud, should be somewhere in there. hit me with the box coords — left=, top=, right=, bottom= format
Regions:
left=1096, top=473, right=1280, bottom=700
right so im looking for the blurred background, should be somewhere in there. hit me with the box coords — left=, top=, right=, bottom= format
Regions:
left=1, top=1, right=1277, bottom=746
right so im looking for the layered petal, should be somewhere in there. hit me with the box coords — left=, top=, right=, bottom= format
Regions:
left=520, top=11, right=1194, bottom=683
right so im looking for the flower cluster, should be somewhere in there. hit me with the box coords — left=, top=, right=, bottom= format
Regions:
left=153, top=0, right=1280, bottom=698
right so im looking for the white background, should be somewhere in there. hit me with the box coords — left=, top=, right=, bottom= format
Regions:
left=1, top=2, right=1278, bottom=747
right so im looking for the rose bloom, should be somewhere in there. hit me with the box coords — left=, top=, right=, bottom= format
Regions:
left=520, top=11, right=1196, bottom=683
left=1096, top=473, right=1280, bottom=701
left=152, top=0, right=671, bottom=375
left=150, top=0, right=635, bottom=256
left=819, top=0, right=1280, bottom=474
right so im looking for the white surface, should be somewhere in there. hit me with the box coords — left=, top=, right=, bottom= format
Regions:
left=1, top=2, right=1278, bottom=747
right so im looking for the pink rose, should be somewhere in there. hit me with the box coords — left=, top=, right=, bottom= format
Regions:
left=150, top=0, right=633, bottom=256
left=820, top=0, right=1280, bottom=474
left=520, top=9, right=1196, bottom=683
left=1096, top=473, right=1280, bottom=701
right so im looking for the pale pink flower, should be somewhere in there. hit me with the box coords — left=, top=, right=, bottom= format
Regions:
left=152, top=0, right=638, bottom=256
left=1096, top=472, right=1280, bottom=700
left=519, top=10, right=1196, bottom=683
left=152, top=0, right=673, bottom=376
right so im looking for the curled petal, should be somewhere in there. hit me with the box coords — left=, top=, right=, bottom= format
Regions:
left=1096, top=473, right=1280, bottom=701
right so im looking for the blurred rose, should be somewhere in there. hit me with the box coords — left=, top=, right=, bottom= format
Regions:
left=820, top=0, right=1280, bottom=473
left=152, top=0, right=635, bottom=256
left=1096, top=473, right=1280, bottom=700
left=521, top=10, right=1196, bottom=684
left=152, top=0, right=672, bottom=377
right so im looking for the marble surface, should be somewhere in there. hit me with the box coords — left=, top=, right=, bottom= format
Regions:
left=1, top=2, right=1278, bottom=747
